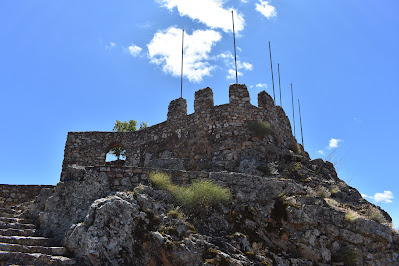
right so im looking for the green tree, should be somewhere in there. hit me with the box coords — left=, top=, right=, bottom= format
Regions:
left=109, top=120, right=147, bottom=160
left=139, top=122, right=148, bottom=130
left=113, top=120, right=138, bottom=132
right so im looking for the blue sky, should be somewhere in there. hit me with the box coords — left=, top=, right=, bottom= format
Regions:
left=0, top=0, right=398, bottom=228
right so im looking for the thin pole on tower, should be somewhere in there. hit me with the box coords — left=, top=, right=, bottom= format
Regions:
left=278, top=63, right=282, bottom=107
left=232, top=10, right=238, bottom=84
left=180, top=29, right=184, bottom=98
left=298, top=98, right=304, bottom=148
left=291, top=83, right=296, bottom=138
left=268, top=41, right=276, bottom=103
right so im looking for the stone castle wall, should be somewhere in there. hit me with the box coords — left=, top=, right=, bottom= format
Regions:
left=61, top=84, right=297, bottom=181
left=0, top=184, right=54, bottom=207
left=87, top=166, right=209, bottom=192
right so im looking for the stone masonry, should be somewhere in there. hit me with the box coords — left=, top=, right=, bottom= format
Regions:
left=0, top=185, right=54, bottom=208
left=61, top=84, right=301, bottom=181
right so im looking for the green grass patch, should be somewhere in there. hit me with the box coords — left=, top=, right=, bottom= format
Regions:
left=167, top=206, right=185, bottom=220
left=330, top=185, right=340, bottom=195
left=366, top=207, right=387, bottom=224
left=344, top=210, right=358, bottom=223
left=316, top=187, right=331, bottom=198
left=289, top=141, right=301, bottom=154
left=149, top=172, right=231, bottom=212
left=249, top=120, right=272, bottom=138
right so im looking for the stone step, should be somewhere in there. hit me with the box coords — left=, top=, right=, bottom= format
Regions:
left=0, top=228, right=36, bottom=237
left=0, top=212, right=20, bottom=218
left=0, top=251, right=75, bottom=265
left=0, top=221, right=35, bottom=230
left=0, top=208, right=19, bottom=215
left=0, top=243, right=68, bottom=256
left=0, top=217, right=27, bottom=224
left=0, top=236, right=56, bottom=247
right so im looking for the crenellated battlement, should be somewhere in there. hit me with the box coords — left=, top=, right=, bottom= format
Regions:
left=61, top=84, right=302, bottom=181
left=194, top=87, right=214, bottom=113
left=167, top=97, right=187, bottom=121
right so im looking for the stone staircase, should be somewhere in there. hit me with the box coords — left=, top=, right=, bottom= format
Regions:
left=0, top=205, right=76, bottom=265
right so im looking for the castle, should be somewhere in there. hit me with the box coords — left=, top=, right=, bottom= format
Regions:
left=1, top=84, right=397, bottom=266
left=61, top=84, right=302, bottom=188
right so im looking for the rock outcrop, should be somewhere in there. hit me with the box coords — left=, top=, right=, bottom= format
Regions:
left=37, top=166, right=111, bottom=240
left=3, top=85, right=397, bottom=265
left=60, top=157, right=398, bottom=265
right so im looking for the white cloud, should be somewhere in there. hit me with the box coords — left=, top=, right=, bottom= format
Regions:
left=242, top=62, right=253, bottom=71
left=147, top=27, right=221, bottom=82
left=105, top=42, right=117, bottom=49
left=362, top=191, right=394, bottom=203
left=241, top=0, right=248, bottom=3
left=227, top=69, right=243, bottom=80
left=317, top=150, right=325, bottom=155
left=328, top=138, right=341, bottom=149
left=255, top=0, right=277, bottom=19
left=128, top=45, right=142, bottom=57
left=256, top=83, right=267, bottom=88
left=159, top=0, right=245, bottom=33
left=217, top=52, right=253, bottom=80
left=374, top=191, right=394, bottom=203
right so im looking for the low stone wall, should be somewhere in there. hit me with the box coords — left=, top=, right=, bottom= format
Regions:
left=89, top=166, right=209, bottom=192
left=0, top=184, right=55, bottom=207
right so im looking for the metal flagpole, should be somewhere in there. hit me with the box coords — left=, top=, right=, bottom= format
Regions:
left=268, top=41, right=276, bottom=103
left=180, top=29, right=184, bottom=98
left=298, top=99, right=304, bottom=148
left=232, top=10, right=238, bottom=84
left=291, top=83, right=296, bottom=138
left=278, top=63, right=282, bottom=107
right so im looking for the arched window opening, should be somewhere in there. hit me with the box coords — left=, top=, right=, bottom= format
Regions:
left=105, top=143, right=126, bottom=166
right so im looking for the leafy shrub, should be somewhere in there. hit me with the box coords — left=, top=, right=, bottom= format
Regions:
left=149, top=172, right=231, bottom=212
left=249, top=120, right=272, bottom=138
left=344, top=210, right=358, bottom=223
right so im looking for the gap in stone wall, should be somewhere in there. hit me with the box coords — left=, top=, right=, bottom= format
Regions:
left=105, top=142, right=126, bottom=166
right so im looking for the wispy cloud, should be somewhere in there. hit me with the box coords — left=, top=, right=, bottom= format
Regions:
left=317, top=150, right=325, bottom=155
left=362, top=191, right=394, bottom=203
left=217, top=52, right=253, bottom=80
left=105, top=42, right=117, bottom=49
left=328, top=138, right=341, bottom=149
left=255, top=0, right=277, bottom=19
left=158, top=0, right=245, bottom=33
left=147, top=27, right=221, bottom=82
left=128, top=44, right=143, bottom=57
left=256, top=83, right=267, bottom=89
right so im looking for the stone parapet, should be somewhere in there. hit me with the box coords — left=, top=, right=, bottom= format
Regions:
left=167, top=97, right=187, bottom=121
left=194, top=87, right=214, bottom=113
left=0, top=184, right=54, bottom=207
left=229, top=84, right=250, bottom=106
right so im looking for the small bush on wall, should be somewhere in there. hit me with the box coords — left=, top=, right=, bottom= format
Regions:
left=249, top=120, right=272, bottom=138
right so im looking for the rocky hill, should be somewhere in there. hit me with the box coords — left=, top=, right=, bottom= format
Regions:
left=1, top=84, right=398, bottom=265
